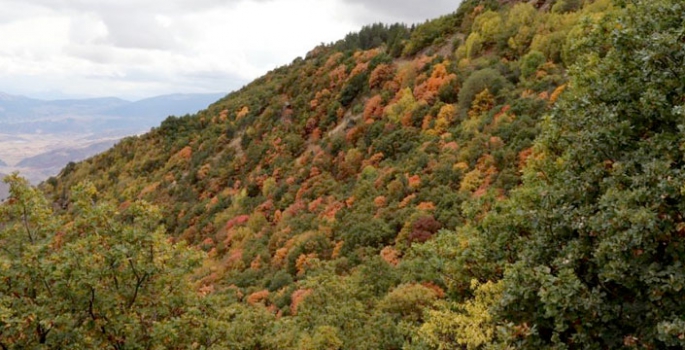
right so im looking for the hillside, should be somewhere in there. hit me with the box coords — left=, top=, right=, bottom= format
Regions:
left=49, top=0, right=583, bottom=246
left=5, top=0, right=684, bottom=348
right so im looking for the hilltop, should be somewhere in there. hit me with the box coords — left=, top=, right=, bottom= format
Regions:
left=4, top=0, right=685, bottom=348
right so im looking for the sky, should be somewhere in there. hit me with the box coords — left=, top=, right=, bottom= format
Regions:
left=0, top=0, right=461, bottom=100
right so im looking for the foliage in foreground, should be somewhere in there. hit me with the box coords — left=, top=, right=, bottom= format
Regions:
left=0, top=176, right=243, bottom=349
left=421, top=0, right=685, bottom=348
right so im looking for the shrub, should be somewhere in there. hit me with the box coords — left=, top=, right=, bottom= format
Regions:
left=458, top=68, right=510, bottom=111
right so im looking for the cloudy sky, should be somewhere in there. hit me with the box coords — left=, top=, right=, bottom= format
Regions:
left=0, top=0, right=460, bottom=100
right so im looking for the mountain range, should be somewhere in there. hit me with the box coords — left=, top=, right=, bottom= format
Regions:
left=0, top=92, right=226, bottom=135
left=0, top=92, right=226, bottom=184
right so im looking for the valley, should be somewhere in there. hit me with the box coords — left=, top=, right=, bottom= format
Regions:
left=0, top=133, right=120, bottom=183
left=0, top=92, right=225, bottom=187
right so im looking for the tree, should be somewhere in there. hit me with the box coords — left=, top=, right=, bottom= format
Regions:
left=490, top=1, right=685, bottom=347
left=519, top=50, right=545, bottom=79
left=0, top=175, right=208, bottom=349
left=419, top=280, right=503, bottom=350
left=505, top=3, right=538, bottom=57
left=457, top=68, right=510, bottom=112
left=339, top=72, right=368, bottom=107
left=472, top=10, right=503, bottom=44
left=0, top=175, right=59, bottom=348
left=385, top=87, right=421, bottom=124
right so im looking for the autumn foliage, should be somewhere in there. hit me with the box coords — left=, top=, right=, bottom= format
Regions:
left=31, top=0, right=624, bottom=348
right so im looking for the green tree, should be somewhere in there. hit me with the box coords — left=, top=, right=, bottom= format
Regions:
left=472, top=10, right=503, bottom=44
left=505, top=3, right=538, bottom=57
left=457, top=68, right=510, bottom=112
left=490, top=1, right=685, bottom=347
left=0, top=175, right=59, bottom=348
left=0, top=175, right=208, bottom=349
left=519, top=50, right=545, bottom=79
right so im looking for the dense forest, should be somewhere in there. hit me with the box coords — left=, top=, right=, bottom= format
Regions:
left=3, top=0, right=685, bottom=348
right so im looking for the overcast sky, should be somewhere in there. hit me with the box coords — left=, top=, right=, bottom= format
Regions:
left=0, top=0, right=461, bottom=100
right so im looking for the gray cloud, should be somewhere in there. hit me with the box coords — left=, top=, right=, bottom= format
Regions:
left=97, top=12, right=181, bottom=50
left=0, top=2, right=51, bottom=24
left=5, top=0, right=214, bottom=51
left=4, top=0, right=237, bottom=13
left=0, top=0, right=462, bottom=100
left=343, top=0, right=462, bottom=24
left=63, top=44, right=114, bottom=65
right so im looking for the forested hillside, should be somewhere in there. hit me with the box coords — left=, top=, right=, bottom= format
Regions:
left=3, top=0, right=685, bottom=348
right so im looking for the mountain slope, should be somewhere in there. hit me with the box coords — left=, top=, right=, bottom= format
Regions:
left=43, top=0, right=685, bottom=348
left=49, top=0, right=593, bottom=249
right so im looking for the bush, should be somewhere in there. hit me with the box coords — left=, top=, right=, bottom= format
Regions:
left=519, top=50, right=545, bottom=79
left=268, top=270, right=294, bottom=291
left=458, top=68, right=510, bottom=111
left=340, top=73, right=368, bottom=107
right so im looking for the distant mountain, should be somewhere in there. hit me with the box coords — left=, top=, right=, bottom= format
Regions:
left=0, top=92, right=226, bottom=184
left=0, top=92, right=128, bottom=123
left=101, top=93, right=227, bottom=132
left=104, top=93, right=227, bottom=119
left=16, top=140, right=118, bottom=169
left=0, top=92, right=226, bottom=135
